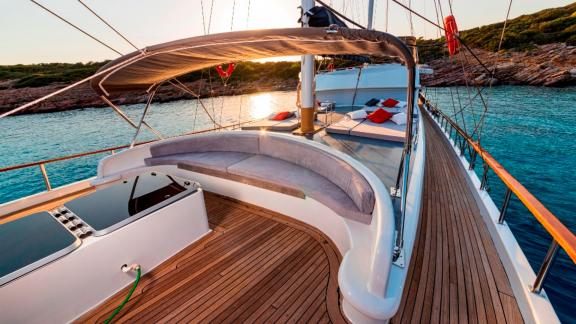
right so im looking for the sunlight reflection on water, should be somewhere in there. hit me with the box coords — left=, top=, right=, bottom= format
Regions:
left=249, top=93, right=274, bottom=119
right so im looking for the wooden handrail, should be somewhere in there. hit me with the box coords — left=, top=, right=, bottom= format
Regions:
left=420, top=93, right=576, bottom=264
left=0, top=120, right=253, bottom=173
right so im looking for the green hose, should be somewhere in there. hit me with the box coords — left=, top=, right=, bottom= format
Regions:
left=104, top=266, right=141, bottom=324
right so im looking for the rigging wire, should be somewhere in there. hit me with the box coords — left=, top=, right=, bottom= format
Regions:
left=390, top=0, right=492, bottom=76
left=385, top=0, right=389, bottom=32
left=230, top=0, right=236, bottom=31
left=169, top=79, right=222, bottom=128
left=476, top=0, right=513, bottom=145
left=407, top=0, right=415, bottom=36
left=315, top=0, right=367, bottom=29
left=77, top=0, right=140, bottom=52
left=28, top=0, right=122, bottom=55
left=246, top=0, right=251, bottom=28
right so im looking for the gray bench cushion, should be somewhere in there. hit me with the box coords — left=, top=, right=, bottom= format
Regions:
left=227, top=155, right=371, bottom=224
left=145, top=152, right=253, bottom=173
left=259, top=135, right=374, bottom=214
left=150, top=132, right=260, bottom=157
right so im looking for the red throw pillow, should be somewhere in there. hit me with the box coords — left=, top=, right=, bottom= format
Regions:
left=367, top=108, right=393, bottom=124
left=270, top=111, right=291, bottom=121
left=382, top=98, right=399, bottom=108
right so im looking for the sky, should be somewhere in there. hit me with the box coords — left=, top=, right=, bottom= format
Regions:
left=0, top=0, right=573, bottom=65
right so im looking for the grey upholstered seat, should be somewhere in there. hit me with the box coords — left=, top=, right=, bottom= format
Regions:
left=259, top=135, right=374, bottom=214
left=227, top=155, right=372, bottom=224
left=146, top=132, right=375, bottom=224
left=145, top=152, right=253, bottom=173
left=149, top=132, right=260, bottom=156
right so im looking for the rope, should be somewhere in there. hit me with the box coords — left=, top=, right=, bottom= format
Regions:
left=77, top=0, right=140, bottom=52
left=28, top=0, right=122, bottom=55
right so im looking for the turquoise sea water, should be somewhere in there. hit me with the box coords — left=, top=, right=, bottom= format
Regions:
left=1, top=87, right=574, bottom=321
left=426, top=86, right=576, bottom=323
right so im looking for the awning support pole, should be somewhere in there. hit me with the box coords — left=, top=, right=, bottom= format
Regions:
left=130, top=89, right=158, bottom=148
left=367, top=0, right=375, bottom=30
left=100, top=96, right=163, bottom=140
left=298, top=0, right=316, bottom=135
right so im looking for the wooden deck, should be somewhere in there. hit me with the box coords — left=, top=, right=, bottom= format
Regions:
left=391, top=112, right=523, bottom=323
left=78, top=192, right=346, bottom=323
left=79, top=109, right=524, bottom=323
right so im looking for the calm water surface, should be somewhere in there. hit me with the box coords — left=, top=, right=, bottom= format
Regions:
left=1, top=87, right=574, bottom=322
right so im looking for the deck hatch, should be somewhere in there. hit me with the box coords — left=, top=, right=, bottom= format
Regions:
left=0, top=211, right=80, bottom=286
left=64, top=172, right=196, bottom=236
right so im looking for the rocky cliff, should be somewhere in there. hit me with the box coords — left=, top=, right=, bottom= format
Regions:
left=421, top=43, right=576, bottom=87
left=1, top=43, right=574, bottom=115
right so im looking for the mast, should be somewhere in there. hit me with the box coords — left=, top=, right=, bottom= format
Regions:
left=367, top=0, right=375, bottom=30
left=298, top=0, right=316, bottom=135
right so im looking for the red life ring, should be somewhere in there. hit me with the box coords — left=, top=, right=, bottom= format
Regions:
left=444, top=15, right=460, bottom=56
left=216, top=63, right=235, bottom=78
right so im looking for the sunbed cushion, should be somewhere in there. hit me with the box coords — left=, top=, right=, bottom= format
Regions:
left=146, top=152, right=253, bottom=172
left=149, top=132, right=260, bottom=157
left=227, top=155, right=371, bottom=224
left=350, top=120, right=406, bottom=142
left=259, top=135, right=374, bottom=214
left=326, top=118, right=364, bottom=135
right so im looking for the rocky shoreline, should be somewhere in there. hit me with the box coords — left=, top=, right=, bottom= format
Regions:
left=0, top=78, right=298, bottom=115
left=1, top=43, right=574, bottom=115
left=421, top=43, right=576, bottom=87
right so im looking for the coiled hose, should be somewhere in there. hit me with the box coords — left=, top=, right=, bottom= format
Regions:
left=104, top=265, right=141, bottom=324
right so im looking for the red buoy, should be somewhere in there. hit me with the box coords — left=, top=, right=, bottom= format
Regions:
left=216, top=63, right=236, bottom=78
left=444, top=15, right=460, bottom=56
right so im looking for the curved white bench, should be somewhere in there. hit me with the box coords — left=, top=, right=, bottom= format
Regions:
left=144, top=132, right=375, bottom=225
left=95, top=130, right=411, bottom=323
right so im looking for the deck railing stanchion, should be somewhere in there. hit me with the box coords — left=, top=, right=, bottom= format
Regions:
left=469, top=150, right=477, bottom=170
left=532, top=240, right=560, bottom=294
left=39, top=163, right=51, bottom=191
left=480, top=162, right=489, bottom=190
left=498, top=188, right=513, bottom=224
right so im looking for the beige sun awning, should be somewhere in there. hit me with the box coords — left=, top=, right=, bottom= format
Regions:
left=90, top=27, right=415, bottom=96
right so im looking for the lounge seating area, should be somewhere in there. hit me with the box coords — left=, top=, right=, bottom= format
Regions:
left=144, top=131, right=375, bottom=224
left=327, top=118, right=407, bottom=142
left=326, top=97, right=415, bottom=142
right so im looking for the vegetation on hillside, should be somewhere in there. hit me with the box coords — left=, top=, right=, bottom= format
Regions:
left=0, top=62, right=107, bottom=88
left=0, top=61, right=301, bottom=89
left=1, top=3, right=574, bottom=87
left=417, top=2, right=576, bottom=62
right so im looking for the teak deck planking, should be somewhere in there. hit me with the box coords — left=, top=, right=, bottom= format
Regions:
left=77, top=192, right=346, bottom=324
left=79, top=108, right=523, bottom=324
left=390, top=112, right=523, bottom=323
